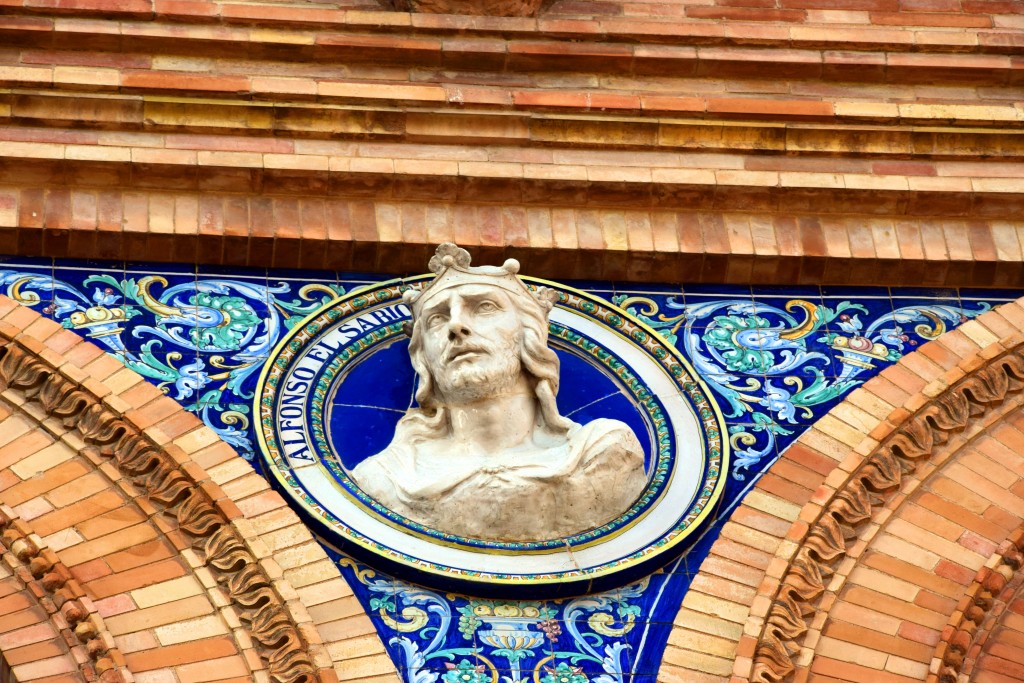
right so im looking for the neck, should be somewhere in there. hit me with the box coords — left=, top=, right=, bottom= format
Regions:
left=444, top=377, right=536, bottom=455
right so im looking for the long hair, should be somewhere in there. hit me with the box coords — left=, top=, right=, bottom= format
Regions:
left=392, top=290, right=573, bottom=445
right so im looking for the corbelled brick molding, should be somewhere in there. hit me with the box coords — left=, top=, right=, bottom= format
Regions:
left=0, top=503, right=128, bottom=682
left=2, top=1, right=1023, bottom=284
left=661, top=300, right=1024, bottom=682
left=0, top=295, right=394, bottom=683
left=930, top=527, right=1024, bottom=682
left=965, top=573, right=1024, bottom=682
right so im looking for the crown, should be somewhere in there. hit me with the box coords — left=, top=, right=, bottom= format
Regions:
left=402, top=243, right=558, bottom=318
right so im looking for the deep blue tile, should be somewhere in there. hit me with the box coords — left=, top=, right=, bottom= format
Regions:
left=819, top=284, right=891, bottom=300
left=613, top=282, right=684, bottom=299
left=890, top=286, right=960, bottom=301
left=958, top=287, right=1023, bottom=303
left=682, top=283, right=753, bottom=299
left=125, top=260, right=196, bottom=275
left=0, top=255, right=52, bottom=269
left=197, top=263, right=268, bottom=280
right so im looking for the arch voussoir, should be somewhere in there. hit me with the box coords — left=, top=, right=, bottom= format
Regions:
left=0, top=295, right=392, bottom=683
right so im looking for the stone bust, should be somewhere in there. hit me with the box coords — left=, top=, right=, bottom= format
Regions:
left=349, top=243, right=647, bottom=542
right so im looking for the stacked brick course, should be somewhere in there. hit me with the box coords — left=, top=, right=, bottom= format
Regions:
left=0, top=0, right=1022, bottom=283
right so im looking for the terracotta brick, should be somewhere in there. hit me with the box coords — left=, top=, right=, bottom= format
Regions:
left=122, top=72, right=250, bottom=94
left=934, top=559, right=976, bottom=584
left=0, top=619, right=55, bottom=648
left=58, top=520, right=159, bottom=567
left=32, top=489, right=123, bottom=536
left=4, top=459, right=89, bottom=507
left=124, top=636, right=239, bottom=672
left=104, top=595, right=216, bottom=635
left=1, top=639, right=67, bottom=667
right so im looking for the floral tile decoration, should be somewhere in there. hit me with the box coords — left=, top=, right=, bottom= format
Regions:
left=0, top=255, right=1013, bottom=683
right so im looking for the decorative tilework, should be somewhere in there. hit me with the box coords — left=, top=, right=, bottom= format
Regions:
left=0, top=255, right=1012, bottom=683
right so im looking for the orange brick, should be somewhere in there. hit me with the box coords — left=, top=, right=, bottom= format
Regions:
left=124, top=636, right=239, bottom=671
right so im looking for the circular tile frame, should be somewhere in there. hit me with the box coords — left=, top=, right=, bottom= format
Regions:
left=255, top=276, right=729, bottom=596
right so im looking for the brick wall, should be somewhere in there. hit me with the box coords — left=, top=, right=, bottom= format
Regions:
left=0, top=0, right=1022, bottom=284
left=3, top=1, right=1024, bottom=681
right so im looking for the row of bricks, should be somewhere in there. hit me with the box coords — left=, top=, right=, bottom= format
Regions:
left=786, top=441, right=1024, bottom=676
left=0, top=297, right=373, bottom=681
left=5, top=190, right=1024, bottom=287
left=4, top=26, right=1024, bottom=81
left=1, top=69, right=1022, bottom=118
left=6, top=102, right=1024, bottom=161
left=1, top=0, right=1021, bottom=42
left=6, top=100, right=1024, bottom=159
left=2, top=148, right=1024, bottom=219
left=0, top=579, right=79, bottom=683
left=6, top=183, right=1024, bottom=259
left=663, top=306, right=1024, bottom=678
left=5, top=0, right=1019, bottom=19
left=4, top=339, right=373, bottom=680
left=611, top=7, right=1017, bottom=28
left=970, top=599, right=1024, bottom=680
left=3, top=70, right=1023, bottom=120
left=0, top=9, right=1019, bottom=55
left=746, top=320, right=1024, bottom=677
left=3, top=126, right=1024, bottom=179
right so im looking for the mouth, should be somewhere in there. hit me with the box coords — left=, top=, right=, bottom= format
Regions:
left=446, top=346, right=487, bottom=364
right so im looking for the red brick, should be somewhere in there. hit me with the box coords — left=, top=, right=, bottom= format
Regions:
left=934, top=559, right=976, bottom=585
left=125, top=636, right=239, bottom=671
left=686, top=6, right=807, bottom=21
left=121, top=72, right=250, bottom=93
left=707, top=98, right=833, bottom=117
left=513, top=91, right=589, bottom=109
left=869, top=11, right=993, bottom=27
left=25, top=0, right=152, bottom=13
left=153, top=0, right=216, bottom=18
left=873, top=161, right=937, bottom=176
left=21, top=50, right=150, bottom=69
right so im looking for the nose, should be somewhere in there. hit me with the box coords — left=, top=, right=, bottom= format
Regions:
left=447, top=319, right=471, bottom=340
left=447, top=304, right=472, bottom=340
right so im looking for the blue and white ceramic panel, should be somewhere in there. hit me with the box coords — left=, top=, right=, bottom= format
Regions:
left=0, top=255, right=1011, bottom=683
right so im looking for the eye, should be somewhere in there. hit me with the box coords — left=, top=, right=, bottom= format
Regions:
left=477, top=300, right=499, bottom=313
left=426, top=313, right=447, bottom=328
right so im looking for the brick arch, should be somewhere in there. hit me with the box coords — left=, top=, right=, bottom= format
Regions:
left=931, top=527, right=1024, bottom=683
left=976, top=609, right=1024, bottom=683
left=0, top=295, right=394, bottom=683
left=661, top=299, right=1024, bottom=683
left=970, top=568, right=1024, bottom=683
left=0, top=523, right=98, bottom=682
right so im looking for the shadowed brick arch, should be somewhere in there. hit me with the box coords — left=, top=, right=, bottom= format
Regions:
left=0, top=295, right=394, bottom=683
left=930, top=526, right=1024, bottom=682
left=661, top=298, right=1024, bottom=683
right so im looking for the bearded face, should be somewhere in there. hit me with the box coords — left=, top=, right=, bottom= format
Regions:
left=417, top=284, right=527, bottom=406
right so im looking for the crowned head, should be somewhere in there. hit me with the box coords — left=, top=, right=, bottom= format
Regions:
left=402, top=243, right=558, bottom=321
left=397, top=244, right=571, bottom=435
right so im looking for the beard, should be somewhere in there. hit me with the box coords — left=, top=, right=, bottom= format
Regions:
left=433, top=345, right=523, bottom=405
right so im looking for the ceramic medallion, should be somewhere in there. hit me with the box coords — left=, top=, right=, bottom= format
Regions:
left=255, top=244, right=729, bottom=596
